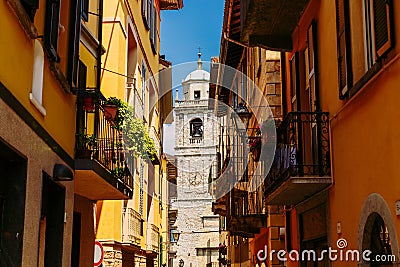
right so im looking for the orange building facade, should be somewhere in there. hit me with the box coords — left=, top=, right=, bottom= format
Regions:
left=214, top=0, right=400, bottom=267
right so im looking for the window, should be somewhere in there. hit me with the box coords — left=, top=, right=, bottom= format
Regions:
left=44, top=0, right=61, bottom=62
left=67, top=0, right=82, bottom=88
left=190, top=118, right=203, bottom=138
left=364, top=0, right=393, bottom=68
left=141, top=62, right=147, bottom=111
left=307, top=21, right=319, bottom=112
left=289, top=53, right=299, bottom=111
left=194, top=90, right=201, bottom=99
left=336, top=0, right=353, bottom=99
left=142, top=0, right=150, bottom=29
left=30, top=40, right=46, bottom=116
left=20, top=0, right=39, bottom=21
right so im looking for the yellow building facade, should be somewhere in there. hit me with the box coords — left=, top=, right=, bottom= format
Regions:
left=0, top=0, right=109, bottom=265
left=94, top=0, right=182, bottom=266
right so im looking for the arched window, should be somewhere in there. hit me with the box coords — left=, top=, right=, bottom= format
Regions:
left=190, top=118, right=203, bottom=138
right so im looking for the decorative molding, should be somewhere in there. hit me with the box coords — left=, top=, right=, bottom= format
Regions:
left=5, top=0, right=38, bottom=39
left=81, top=23, right=106, bottom=58
left=48, top=59, right=71, bottom=93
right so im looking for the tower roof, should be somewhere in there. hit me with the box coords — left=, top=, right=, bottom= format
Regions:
left=183, top=52, right=210, bottom=82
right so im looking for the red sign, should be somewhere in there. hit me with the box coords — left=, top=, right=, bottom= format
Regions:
left=94, top=241, right=104, bottom=267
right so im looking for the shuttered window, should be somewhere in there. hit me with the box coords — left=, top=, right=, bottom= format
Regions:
left=289, top=53, right=299, bottom=111
left=44, top=0, right=61, bottom=62
left=365, top=0, right=393, bottom=68
left=67, top=0, right=82, bottom=88
left=373, top=0, right=392, bottom=56
left=307, top=21, right=319, bottom=111
left=142, top=0, right=149, bottom=28
left=335, top=0, right=352, bottom=99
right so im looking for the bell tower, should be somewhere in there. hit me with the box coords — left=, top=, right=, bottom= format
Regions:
left=172, top=55, right=220, bottom=267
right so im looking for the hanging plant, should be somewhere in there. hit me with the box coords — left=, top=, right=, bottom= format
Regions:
left=120, top=105, right=157, bottom=161
left=101, top=97, right=157, bottom=161
left=103, top=97, right=129, bottom=130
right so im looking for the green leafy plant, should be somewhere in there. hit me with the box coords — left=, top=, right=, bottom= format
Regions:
left=104, top=97, right=129, bottom=131
left=77, top=133, right=97, bottom=149
left=111, top=167, right=125, bottom=179
left=104, top=98, right=157, bottom=161
left=122, top=108, right=157, bottom=161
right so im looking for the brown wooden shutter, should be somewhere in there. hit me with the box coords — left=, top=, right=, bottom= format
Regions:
left=44, top=0, right=61, bottom=62
left=373, top=0, right=393, bottom=57
left=307, top=21, right=319, bottom=112
left=336, top=0, right=352, bottom=99
left=289, top=53, right=299, bottom=111
left=67, top=0, right=82, bottom=88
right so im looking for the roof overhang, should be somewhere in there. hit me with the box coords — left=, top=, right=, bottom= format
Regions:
left=240, top=0, right=310, bottom=51
left=265, top=176, right=332, bottom=205
left=159, top=0, right=183, bottom=10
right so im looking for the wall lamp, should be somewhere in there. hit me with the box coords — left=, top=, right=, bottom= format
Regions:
left=233, top=101, right=252, bottom=132
left=53, top=164, right=74, bottom=181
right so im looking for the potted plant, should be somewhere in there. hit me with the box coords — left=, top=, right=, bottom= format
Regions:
left=102, top=97, right=129, bottom=130
left=83, top=96, right=95, bottom=111
left=248, top=126, right=262, bottom=161
left=76, top=133, right=97, bottom=159
left=111, top=167, right=125, bottom=180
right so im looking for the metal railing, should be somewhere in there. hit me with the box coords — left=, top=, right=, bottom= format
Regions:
left=75, top=90, right=134, bottom=188
left=122, top=208, right=142, bottom=245
left=189, top=137, right=203, bottom=144
left=264, top=111, right=330, bottom=194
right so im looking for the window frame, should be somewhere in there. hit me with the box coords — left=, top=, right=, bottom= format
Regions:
left=44, top=0, right=62, bottom=62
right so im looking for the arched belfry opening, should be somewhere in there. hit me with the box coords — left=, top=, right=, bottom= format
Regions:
left=190, top=118, right=203, bottom=138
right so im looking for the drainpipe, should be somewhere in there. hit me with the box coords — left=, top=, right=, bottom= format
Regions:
left=94, top=0, right=104, bottom=139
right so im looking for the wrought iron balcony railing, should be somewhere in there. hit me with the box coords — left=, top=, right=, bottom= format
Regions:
left=122, top=208, right=142, bottom=245
left=75, top=90, right=134, bottom=189
left=264, top=111, right=331, bottom=201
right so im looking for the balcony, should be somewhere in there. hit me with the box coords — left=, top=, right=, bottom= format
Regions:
left=74, top=91, right=133, bottom=200
left=264, top=112, right=331, bottom=205
left=240, top=0, right=311, bottom=50
left=146, top=224, right=160, bottom=255
left=122, top=208, right=142, bottom=246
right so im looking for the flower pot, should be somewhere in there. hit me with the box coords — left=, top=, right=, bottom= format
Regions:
left=103, top=104, right=118, bottom=122
left=83, top=96, right=95, bottom=111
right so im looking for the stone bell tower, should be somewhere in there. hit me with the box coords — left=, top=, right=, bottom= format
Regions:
left=172, top=53, right=220, bottom=267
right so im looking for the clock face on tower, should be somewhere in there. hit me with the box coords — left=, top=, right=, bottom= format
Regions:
left=188, top=172, right=202, bottom=186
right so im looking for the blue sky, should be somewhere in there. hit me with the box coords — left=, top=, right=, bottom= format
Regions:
left=160, top=0, right=224, bottom=65
left=160, top=1, right=224, bottom=155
